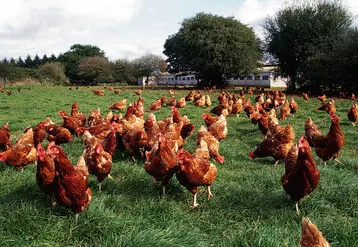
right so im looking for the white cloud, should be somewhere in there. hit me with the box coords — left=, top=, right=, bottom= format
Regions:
left=1, top=0, right=357, bottom=61
left=235, top=0, right=284, bottom=37
left=346, top=0, right=358, bottom=24
left=0, top=0, right=142, bottom=59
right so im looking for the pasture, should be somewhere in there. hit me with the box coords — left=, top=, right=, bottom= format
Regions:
left=0, top=86, right=357, bottom=247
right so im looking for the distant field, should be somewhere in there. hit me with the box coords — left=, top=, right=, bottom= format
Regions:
left=0, top=86, right=357, bottom=246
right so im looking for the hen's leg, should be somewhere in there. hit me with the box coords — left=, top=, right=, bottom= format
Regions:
left=131, top=156, right=136, bottom=162
left=295, top=202, right=300, bottom=215
left=192, top=193, right=199, bottom=208
left=51, top=197, right=57, bottom=207
left=98, top=182, right=102, bottom=192
left=334, top=159, right=344, bottom=165
left=75, top=214, right=79, bottom=225
left=153, top=177, right=157, bottom=184
left=162, top=186, right=166, bottom=196
left=107, top=174, right=113, bottom=180
left=273, top=160, right=280, bottom=167
left=207, top=186, right=214, bottom=199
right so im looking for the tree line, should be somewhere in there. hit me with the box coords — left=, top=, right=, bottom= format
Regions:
left=1, top=0, right=357, bottom=92
left=0, top=44, right=166, bottom=85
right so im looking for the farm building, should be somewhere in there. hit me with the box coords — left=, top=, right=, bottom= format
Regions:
left=138, top=65, right=288, bottom=88
left=228, top=65, right=288, bottom=88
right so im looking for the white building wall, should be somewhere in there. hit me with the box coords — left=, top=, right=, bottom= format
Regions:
left=138, top=71, right=287, bottom=88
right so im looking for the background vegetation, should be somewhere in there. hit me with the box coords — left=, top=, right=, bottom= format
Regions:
left=163, top=13, right=262, bottom=88
left=0, top=45, right=165, bottom=86
left=263, top=0, right=358, bottom=93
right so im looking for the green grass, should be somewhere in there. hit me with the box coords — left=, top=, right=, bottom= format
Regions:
left=0, top=86, right=357, bottom=247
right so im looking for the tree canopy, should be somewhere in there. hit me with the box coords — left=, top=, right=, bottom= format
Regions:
left=38, top=62, right=67, bottom=85
left=132, top=53, right=165, bottom=83
left=263, top=0, right=354, bottom=92
left=17, top=57, right=25, bottom=67
left=58, top=44, right=105, bottom=82
left=33, top=54, right=41, bottom=68
left=164, top=12, right=262, bottom=87
left=77, top=56, right=112, bottom=84
left=111, top=59, right=137, bottom=85
left=24, top=55, right=33, bottom=68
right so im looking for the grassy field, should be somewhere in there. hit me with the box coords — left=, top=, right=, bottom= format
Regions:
left=0, top=86, right=357, bottom=247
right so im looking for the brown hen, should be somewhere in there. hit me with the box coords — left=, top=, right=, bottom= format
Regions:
left=144, top=134, right=178, bottom=196
left=176, top=148, right=217, bottom=207
left=281, top=136, right=320, bottom=214
left=0, top=123, right=11, bottom=151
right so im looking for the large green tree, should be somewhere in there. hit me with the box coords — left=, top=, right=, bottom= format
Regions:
left=58, top=44, right=105, bottom=83
left=263, top=0, right=353, bottom=91
left=164, top=12, right=262, bottom=87
left=332, top=28, right=358, bottom=92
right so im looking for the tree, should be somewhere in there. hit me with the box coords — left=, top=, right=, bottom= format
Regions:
left=39, top=62, right=68, bottom=85
left=49, top=54, right=57, bottom=62
left=164, top=12, right=262, bottom=87
left=111, top=59, right=136, bottom=84
left=17, top=57, right=25, bottom=67
left=24, top=54, right=33, bottom=68
left=42, top=54, right=49, bottom=65
left=33, top=54, right=41, bottom=68
left=159, top=59, right=168, bottom=72
left=329, top=28, right=358, bottom=92
left=1, top=58, right=9, bottom=64
left=77, top=56, right=112, bottom=84
left=9, top=58, right=16, bottom=65
left=132, top=53, right=165, bottom=84
left=263, top=0, right=353, bottom=91
left=58, top=44, right=106, bottom=82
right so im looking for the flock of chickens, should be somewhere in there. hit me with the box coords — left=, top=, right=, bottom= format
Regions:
left=1, top=87, right=357, bottom=245
left=0, top=89, right=228, bottom=220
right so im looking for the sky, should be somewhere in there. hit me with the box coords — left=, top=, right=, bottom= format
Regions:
left=1, top=0, right=357, bottom=61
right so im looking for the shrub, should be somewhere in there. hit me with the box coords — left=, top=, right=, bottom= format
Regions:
left=38, top=62, right=68, bottom=85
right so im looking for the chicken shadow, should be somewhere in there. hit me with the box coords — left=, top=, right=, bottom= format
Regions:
left=97, top=174, right=185, bottom=202
left=111, top=150, right=146, bottom=163
left=1, top=183, right=71, bottom=216
left=222, top=188, right=294, bottom=217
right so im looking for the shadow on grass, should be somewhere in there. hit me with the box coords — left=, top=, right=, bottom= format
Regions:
left=213, top=187, right=294, bottom=218
left=112, top=150, right=146, bottom=163
left=99, top=173, right=185, bottom=201
left=1, top=183, right=72, bottom=216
